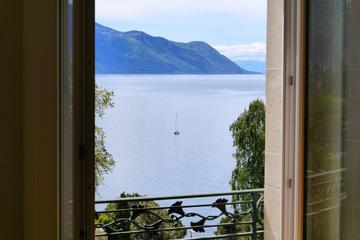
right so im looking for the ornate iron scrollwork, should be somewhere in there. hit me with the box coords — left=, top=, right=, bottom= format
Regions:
left=95, top=190, right=264, bottom=239
left=168, top=201, right=185, bottom=216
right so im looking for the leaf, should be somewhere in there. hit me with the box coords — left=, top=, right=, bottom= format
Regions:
left=168, top=201, right=185, bottom=216
left=191, top=218, right=206, bottom=233
left=212, top=198, right=228, bottom=214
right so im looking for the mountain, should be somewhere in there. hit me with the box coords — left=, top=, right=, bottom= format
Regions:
left=235, top=60, right=266, bottom=74
left=96, top=23, right=253, bottom=74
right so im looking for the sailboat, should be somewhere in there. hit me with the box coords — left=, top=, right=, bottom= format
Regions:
left=174, top=113, right=180, bottom=135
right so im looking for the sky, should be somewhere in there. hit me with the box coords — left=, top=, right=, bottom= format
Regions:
left=96, top=0, right=267, bottom=61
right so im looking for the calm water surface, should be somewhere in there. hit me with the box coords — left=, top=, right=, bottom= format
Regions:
left=96, top=74, right=265, bottom=200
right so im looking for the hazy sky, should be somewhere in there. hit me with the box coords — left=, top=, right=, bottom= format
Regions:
left=96, top=0, right=267, bottom=61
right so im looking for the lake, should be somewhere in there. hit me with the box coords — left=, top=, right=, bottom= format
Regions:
left=96, top=74, right=265, bottom=200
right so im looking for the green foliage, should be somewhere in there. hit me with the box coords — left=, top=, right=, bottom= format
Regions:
left=96, top=84, right=115, bottom=118
left=215, top=216, right=238, bottom=239
left=216, top=210, right=264, bottom=239
left=229, top=99, right=265, bottom=192
left=96, top=192, right=186, bottom=240
left=216, top=99, right=265, bottom=238
left=95, top=84, right=116, bottom=187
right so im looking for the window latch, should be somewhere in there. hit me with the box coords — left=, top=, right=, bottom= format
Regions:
left=289, top=75, right=294, bottom=86
left=288, top=178, right=292, bottom=188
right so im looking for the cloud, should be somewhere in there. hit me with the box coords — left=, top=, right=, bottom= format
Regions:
left=96, top=0, right=266, bottom=21
left=213, top=42, right=266, bottom=61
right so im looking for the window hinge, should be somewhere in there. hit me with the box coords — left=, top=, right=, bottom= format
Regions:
left=79, top=144, right=86, bottom=160
left=288, top=178, right=292, bottom=188
left=289, top=75, right=294, bottom=86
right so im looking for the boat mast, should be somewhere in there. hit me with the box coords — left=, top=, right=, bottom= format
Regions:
left=175, top=113, right=178, bottom=131
left=174, top=113, right=180, bottom=134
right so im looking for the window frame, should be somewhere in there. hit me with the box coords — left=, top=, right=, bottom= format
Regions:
left=61, top=0, right=309, bottom=239
left=60, top=0, right=95, bottom=239
left=283, top=0, right=306, bottom=239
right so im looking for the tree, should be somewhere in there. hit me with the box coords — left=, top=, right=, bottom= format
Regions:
left=95, top=84, right=116, bottom=187
left=229, top=99, right=265, bottom=192
left=96, top=192, right=186, bottom=240
left=216, top=99, right=265, bottom=238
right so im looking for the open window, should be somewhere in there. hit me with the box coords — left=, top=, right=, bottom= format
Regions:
left=60, top=0, right=335, bottom=240
left=93, top=1, right=267, bottom=239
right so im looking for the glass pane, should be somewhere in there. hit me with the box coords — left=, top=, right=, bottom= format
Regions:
left=61, top=0, right=74, bottom=239
left=305, top=0, right=360, bottom=239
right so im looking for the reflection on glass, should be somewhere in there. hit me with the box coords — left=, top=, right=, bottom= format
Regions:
left=305, top=0, right=360, bottom=239
left=61, top=0, right=74, bottom=239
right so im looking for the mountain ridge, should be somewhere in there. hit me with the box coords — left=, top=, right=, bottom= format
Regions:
left=95, top=23, right=256, bottom=74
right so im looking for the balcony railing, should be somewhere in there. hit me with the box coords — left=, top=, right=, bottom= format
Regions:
left=95, top=189, right=264, bottom=240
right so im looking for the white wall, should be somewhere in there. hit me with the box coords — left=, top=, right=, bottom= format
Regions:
left=264, top=0, right=284, bottom=239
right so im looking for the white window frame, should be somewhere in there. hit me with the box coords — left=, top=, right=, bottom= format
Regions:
left=283, top=0, right=305, bottom=239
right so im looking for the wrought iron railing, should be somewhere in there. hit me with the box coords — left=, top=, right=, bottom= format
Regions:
left=95, top=189, right=264, bottom=240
